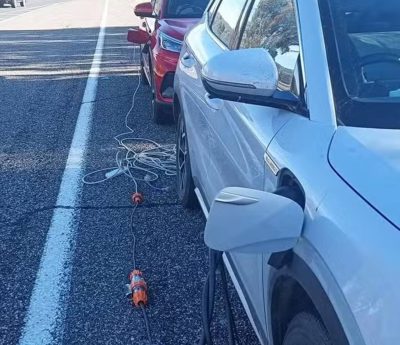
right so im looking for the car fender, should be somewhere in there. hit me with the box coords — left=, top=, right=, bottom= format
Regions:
left=266, top=239, right=365, bottom=345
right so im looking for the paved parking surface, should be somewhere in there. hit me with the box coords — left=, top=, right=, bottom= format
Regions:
left=0, top=0, right=259, bottom=344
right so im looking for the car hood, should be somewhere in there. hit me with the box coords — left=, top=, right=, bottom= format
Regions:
left=158, top=18, right=199, bottom=41
left=329, top=126, right=400, bottom=228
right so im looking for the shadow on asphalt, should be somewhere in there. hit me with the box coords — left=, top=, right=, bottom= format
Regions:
left=0, top=27, right=133, bottom=80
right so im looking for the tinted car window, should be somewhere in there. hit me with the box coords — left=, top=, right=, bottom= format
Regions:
left=211, top=0, right=248, bottom=47
left=166, top=0, right=209, bottom=18
left=319, top=0, right=400, bottom=129
left=240, top=0, right=300, bottom=95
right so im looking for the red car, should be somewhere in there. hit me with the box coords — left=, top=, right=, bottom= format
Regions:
left=128, top=0, right=209, bottom=123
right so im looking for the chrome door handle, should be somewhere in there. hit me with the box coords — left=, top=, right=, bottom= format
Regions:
left=180, top=52, right=195, bottom=68
left=204, top=93, right=223, bottom=110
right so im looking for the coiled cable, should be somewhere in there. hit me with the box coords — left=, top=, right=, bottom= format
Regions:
left=82, top=45, right=176, bottom=193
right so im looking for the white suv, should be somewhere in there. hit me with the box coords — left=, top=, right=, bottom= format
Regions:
left=174, top=0, right=400, bottom=344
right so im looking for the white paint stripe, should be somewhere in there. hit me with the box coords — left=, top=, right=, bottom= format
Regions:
left=18, top=0, right=109, bottom=344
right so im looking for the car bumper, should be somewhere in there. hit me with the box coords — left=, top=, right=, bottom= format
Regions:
left=153, top=47, right=179, bottom=105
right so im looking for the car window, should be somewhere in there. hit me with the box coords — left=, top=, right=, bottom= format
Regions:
left=166, top=0, right=209, bottom=18
left=207, top=0, right=220, bottom=25
left=211, top=0, right=248, bottom=47
left=240, top=0, right=301, bottom=96
left=319, top=0, right=400, bottom=129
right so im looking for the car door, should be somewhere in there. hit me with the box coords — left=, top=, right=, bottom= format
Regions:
left=180, top=0, right=296, bottom=340
left=206, top=0, right=303, bottom=199
left=178, top=0, right=250, bottom=203
left=204, top=0, right=305, bottom=340
left=181, top=3, right=271, bottom=334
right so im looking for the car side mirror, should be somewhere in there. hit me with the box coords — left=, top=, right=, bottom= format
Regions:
left=201, top=48, right=305, bottom=114
left=134, top=2, right=156, bottom=18
left=127, top=27, right=150, bottom=45
left=204, top=187, right=304, bottom=254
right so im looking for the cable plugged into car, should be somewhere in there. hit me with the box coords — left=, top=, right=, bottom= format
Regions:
left=198, top=249, right=236, bottom=345
left=199, top=185, right=305, bottom=344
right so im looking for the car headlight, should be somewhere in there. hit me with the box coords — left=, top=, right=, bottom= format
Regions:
left=159, top=32, right=182, bottom=53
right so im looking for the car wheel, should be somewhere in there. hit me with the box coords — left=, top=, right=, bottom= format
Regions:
left=11, top=0, right=17, bottom=8
left=20, top=0, right=25, bottom=6
left=176, top=110, right=197, bottom=209
left=150, top=69, right=168, bottom=124
left=283, top=312, right=333, bottom=345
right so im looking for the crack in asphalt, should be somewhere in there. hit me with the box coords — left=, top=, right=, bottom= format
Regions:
left=0, top=202, right=181, bottom=227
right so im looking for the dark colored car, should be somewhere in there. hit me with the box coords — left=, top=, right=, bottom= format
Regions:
left=0, top=0, right=25, bottom=7
left=128, top=0, right=209, bottom=123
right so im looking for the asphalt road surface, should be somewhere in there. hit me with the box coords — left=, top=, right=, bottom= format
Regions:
left=0, top=0, right=258, bottom=344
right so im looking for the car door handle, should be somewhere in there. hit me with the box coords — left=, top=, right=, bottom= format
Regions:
left=204, top=93, right=223, bottom=110
left=180, top=52, right=196, bottom=68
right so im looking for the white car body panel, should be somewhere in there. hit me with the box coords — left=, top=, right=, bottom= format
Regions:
left=329, top=127, right=400, bottom=228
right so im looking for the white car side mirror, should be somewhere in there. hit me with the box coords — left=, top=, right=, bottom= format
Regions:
left=201, top=48, right=278, bottom=99
left=204, top=187, right=304, bottom=254
left=201, top=48, right=306, bottom=114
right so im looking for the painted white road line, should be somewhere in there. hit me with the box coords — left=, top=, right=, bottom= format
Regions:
left=18, top=0, right=109, bottom=344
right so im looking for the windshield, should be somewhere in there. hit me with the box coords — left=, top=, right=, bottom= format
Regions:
left=166, top=0, right=209, bottom=18
left=320, top=0, right=400, bottom=129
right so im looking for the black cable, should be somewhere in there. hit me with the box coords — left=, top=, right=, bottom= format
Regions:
left=208, top=250, right=220, bottom=324
left=220, top=261, right=236, bottom=345
left=140, top=303, right=152, bottom=343
left=199, top=250, right=224, bottom=345
left=200, top=272, right=212, bottom=345
left=199, top=250, right=217, bottom=345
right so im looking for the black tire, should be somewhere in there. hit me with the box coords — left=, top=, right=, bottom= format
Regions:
left=151, top=98, right=168, bottom=124
left=176, top=110, right=197, bottom=208
left=283, top=312, right=333, bottom=345
left=11, top=0, right=17, bottom=8
left=150, top=69, right=168, bottom=124
left=20, top=0, right=25, bottom=6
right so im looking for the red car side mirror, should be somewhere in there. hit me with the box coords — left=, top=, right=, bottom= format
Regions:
left=134, top=2, right=155, bottom=18
left=127, top=27, right=150, bottom=45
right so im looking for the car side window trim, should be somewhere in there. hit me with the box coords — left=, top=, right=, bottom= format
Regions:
left=291, top=0, right=309, bottom=114
left=232, top=0, right=254, bottom=49
left=206, top=0, right=221, bottom=26
left=293, top=0, right=307, bottom=94
left=232, top=0, right=253, bottom=48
